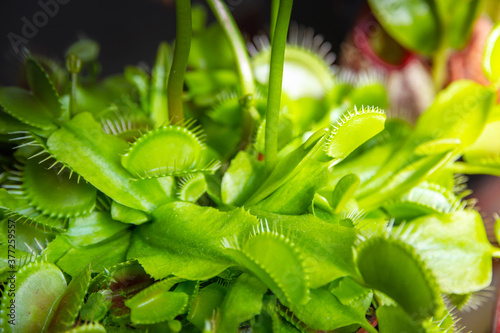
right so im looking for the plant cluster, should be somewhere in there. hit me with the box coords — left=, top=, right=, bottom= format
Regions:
left=1, top=0, right=500, bottom=332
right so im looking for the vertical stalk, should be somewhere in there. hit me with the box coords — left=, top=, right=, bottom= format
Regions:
left=70, top=74, right=77, bottom=115
left=207, top=0, right=258, bottom=149
left=206, top=0, right=255, bottom=96
left=167, top=0, right=192, bottom=124
left=431, top=45, right=449, bottom=91
left=65, top=53, right=81, bottom=120
left=265, top=0, right=293, bottom=173
left=270, top=0, right=280, bottom=43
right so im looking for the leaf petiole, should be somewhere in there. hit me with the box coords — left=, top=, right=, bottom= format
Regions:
left=270, top=0, right=280, bottom=43
left=65, top=53, right=82, bottom=120
left=265, top=0, right=293, bottom=173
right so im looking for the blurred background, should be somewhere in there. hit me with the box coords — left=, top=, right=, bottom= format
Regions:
left=0, top=1, right=498, bottom=332
left=0, top=0, right=363, bottom=86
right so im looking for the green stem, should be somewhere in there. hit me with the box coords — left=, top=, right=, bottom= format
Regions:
left=270, top=0, right=280, bottom=43
left=167, top=0, right=192, bottom=124
left=206, top=0, right=255, bottom=96
left=65, top=53, right=81, bottom=120
left=70, top=73, right=77, bottom=117
left=431, top=44, right=449, bottom=91
left=265, top=0, right=293, bottom=173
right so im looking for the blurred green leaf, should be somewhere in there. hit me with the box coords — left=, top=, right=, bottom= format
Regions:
left=368, top=0, right=441, bottom=55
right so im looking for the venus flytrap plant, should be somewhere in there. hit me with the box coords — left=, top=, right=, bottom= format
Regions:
left=1, top=2, right=500, bottom=333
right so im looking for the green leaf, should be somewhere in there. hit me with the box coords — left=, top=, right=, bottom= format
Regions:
left=0, top=261, right=66, bottom=333
left=208, top=91, right=244, bottom=126
left=151, top=42, right=171, bottom=126
left=80, top=292, right=111, bottom=322
left=382, top=182, right=460, bottom=220
left=449, top=161, right=500, bottom=177
left=251, top=210, right=358, bottom=288
left=359, top=81, right=494, bottom=206
left=483, top=22, right=500, bottom=85
left=252, top=159, right=329, bottom=215
left=219, top=273, right=267, bottom=332
left=125, top=66, right=150, bottom=112
left=262, top=301, right=303, bottom=333
left=47, top=112, right=168, bottom=212
left=245, top=129, right=325, bottom=206
left=398, top=210, right=495, bottom=294
left=368, top=0, right=441, bottom=55
left=128, top=202, right=257, bottom=280
left=25, top=58, right=63, bottom=118
left=184, top=70, right=239, bottom=106
left=223, top=227, right=309, bottom=305
left=412, top=81, right=495, bottom=147
left=328, top=174, right=360, bottom=214
left=0, top=112, right=44, bottom=135
left=0, top=189, right=67, bottom=233
left=65, top=211, right=130, bottom=246
left=41, top=236, right=73, bottom=264
left=0, top=87, right=57, bottom=131
left=205, top=173, right=223, bottom=206
left=324, top=142, right=393, bottom=192
left=73, top=76, right=135, bottom=116
left=222, top=151, right=266, bottom=206
left=62, top=323, right=106, bottom=333
left=376, top=306, right=425, bottom=333
left=280, top=287, right=372, bottom=332
left=121, top=125, right=219, bottom=179
left=329, top=277, right=373, bottom=316
left=111, top=201, right=150, bottom=225
left=56, top=230, right=131, bottom=277
left=47, top=266, right=91, bottom=332
left=414, top=138, right=461, bottom=156
left=444, top=0, right=482, bottom=49
left=464, top=119, right=500, bottom=167
left=188, top=282, right=227, bottom=329
left=174, top=280, right=199, bottom=315
left=355, top=237, right=440, bottom=320
left=22, top=158, right=97, bottom=218
left=324, top=107, right=386, bottom=160
left=348, top=82, right=389, bottom=110
left=358, top=151, right=452, bottom=210
left=178, top=173, right=207, bottom=203
left=125, top=277, right=188, bottom=324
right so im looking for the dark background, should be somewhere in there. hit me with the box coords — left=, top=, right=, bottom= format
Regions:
left=0, top=0, right=364, bottom=86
